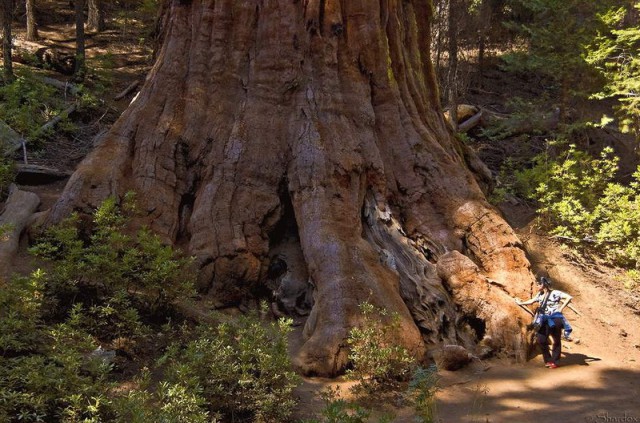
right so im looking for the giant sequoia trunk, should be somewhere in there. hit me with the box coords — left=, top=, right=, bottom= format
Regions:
left=48, top=0, right=535, bottom=376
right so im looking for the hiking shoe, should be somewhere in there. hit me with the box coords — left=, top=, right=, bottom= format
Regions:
left=546, top=362, right=559, bottom=369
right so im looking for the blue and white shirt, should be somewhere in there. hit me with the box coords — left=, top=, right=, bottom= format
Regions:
left=534, top=290, right=570, bottom=315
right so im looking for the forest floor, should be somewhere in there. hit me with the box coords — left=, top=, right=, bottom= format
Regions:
left=3, top=5, right=640, bottom=423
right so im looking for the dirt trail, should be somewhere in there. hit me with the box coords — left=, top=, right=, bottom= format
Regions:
left=437, top=225, right=640, bottom=423
left=292, top=224, right=640, bottom=423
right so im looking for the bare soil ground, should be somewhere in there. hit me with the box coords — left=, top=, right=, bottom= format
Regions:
left=4, top=7, right=640, bottom=423
left=436, top=219, right=640, bottom=423
left=290, top=213, right=640, bottom=423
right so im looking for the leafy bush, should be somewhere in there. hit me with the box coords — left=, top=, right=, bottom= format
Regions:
left=533, top=144, right=618, bottom=239
left=0, top=272, right=114, bottom=422
left=618, top=269, right=640, bottom=291
left=0, top=70, right=74, bottom=143
left=112, top=368, right=213, bottom=423
left=1, top=195, right=303, bottom=422
left=521, top=143, right=640, bottom=269
left=302, top=386, right=373, bottom=423
left=0, top=157, right=15, bottom=199
left=409, top=365, right=440, bottom=423
left=346, top=302, right=416, bottom=395
left=160, top=312, right=300, bottom=423
left=30, top=193, right=196, bottom=337
left=587, top=3, right=640, bottom=138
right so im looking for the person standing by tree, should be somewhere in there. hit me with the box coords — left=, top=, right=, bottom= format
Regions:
left=517, top=277, right=573, bottom=368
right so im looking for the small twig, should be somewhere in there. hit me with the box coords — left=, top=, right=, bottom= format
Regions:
left=114, top=80, right=140, bottom=101
left=39, top=77, right=82, bottom=96
left=38, top=104, right=78, bottom=136
left=21, top=140, right=28, bottom=165
left=458, top=110, right=484, bottom=133
left=91, top=106, right=114, bottom=127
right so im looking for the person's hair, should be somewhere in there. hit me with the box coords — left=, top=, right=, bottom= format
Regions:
left=538, top=276, right=551, bottom=287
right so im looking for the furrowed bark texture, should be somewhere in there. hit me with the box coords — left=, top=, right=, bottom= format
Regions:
left=48, top=0, right=534, bottom=376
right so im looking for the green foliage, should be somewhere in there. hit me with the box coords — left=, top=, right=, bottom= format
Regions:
left=0, top=270, right=47, bottom=355
left=534, top=144, right=618, bottom=239
left=586, top=2, right=640, bottom=139
left=525, top=143, right=640, bottom=269
left=0, top=70, right=74, bottom=143
left=479, top=97, right=552, bottom=141
left=113, top=369, right=213, bottom=423
left=409, top=365, right=440, bottom=423
left=30, top=193, right=196, bottom=329
left=303, top=387, right=372, bottom=423
left=618, top=269, right=640, bottom=291
left=5, top=191, right=303, bottom=421
left=503, top=0, right=612, bottom=114
left=160, top=312, right=300, bottom=423
left=0, top=157, right=15, bottom=199
left=346, top=302, right=416, bottom=396
left=0, top=272, right=114, bottom=423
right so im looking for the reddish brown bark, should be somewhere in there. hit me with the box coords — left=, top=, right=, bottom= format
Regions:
left=48, top=0, right=534, bottom=376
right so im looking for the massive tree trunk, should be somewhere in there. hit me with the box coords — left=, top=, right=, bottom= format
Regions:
left=48, top=0, right=535, bottom=376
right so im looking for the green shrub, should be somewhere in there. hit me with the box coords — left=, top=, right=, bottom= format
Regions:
left=113, top=369, right=213, bottom=423
left=30, top=193, right=196, bottom=335
left=303, top=386, right=372, bottom=423
left=160, top=312, right=299, bottom=423
left=618, top=269, right=640, bottom=291
left=0, top=272, right=114, bottom=423
left=526, top=143, right=615, bottom=239
left=522, top=143, right=640, bottom=269
left=586, top=3, right=640, bottom=138
left=0, top=70, right=73, bottom=143
left=0, top=157, right=15, bottom=199
left=409, top=365, right=439, bottom=423
left=346, top=302, right=416, bottom=396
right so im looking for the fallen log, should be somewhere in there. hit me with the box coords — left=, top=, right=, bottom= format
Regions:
left=14, top=44, right=76, bottom=75
left=40, top=76, right=82, bottom=97
left=15, top=164, right=72, bottom=185
left=458, top=110, right=484, bottom=133
left=0, top=120, right=26, bottom=158
left=114, top=81, right=139, bottom=101
left=0, top=185, right=40, bottom=279
left=38, top=104, right=78, bottom=136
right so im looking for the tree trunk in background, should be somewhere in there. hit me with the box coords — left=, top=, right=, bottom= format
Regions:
left=25, top=0, right=37, bottom=40
left=433, top=0, right=446, bottom=83
left=477, top=0, right=492, bottom=89
left=87, top=0, right=105, bottom=32
left=448, top=0, right=459, bottom=130
left=48, top=0, right=535, bottom=376
left=1, top=0, right=14, bottom=82
left=73, top=0, right=85, bottom=81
